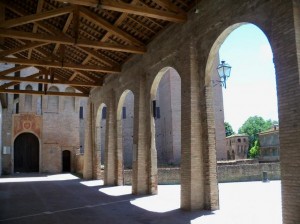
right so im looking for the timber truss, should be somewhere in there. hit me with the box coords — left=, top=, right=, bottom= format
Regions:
left=0, top=0, right=194, bottom=97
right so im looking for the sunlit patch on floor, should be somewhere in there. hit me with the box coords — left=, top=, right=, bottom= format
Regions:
left=99, top=185, right=132, bottom=196
left=80, top=180, right=104, bottom=187
left=0, top=173, right=79, bottom=183
left=130, top=185, right=180, bottom=213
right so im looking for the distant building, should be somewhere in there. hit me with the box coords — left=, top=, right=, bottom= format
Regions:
left=258, top=125, right=280, bottom=162
left=225, top=134, right=249, bottom=160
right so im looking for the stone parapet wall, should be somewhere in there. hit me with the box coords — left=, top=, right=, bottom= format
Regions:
left=123, top=162, right=280, bottom=185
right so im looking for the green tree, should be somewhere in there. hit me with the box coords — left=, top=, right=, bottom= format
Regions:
left=249, top=140, right=260, bottom=158
left=224, top=122, right=235, bottom=137
left=238, top=116, right=274, bottom=148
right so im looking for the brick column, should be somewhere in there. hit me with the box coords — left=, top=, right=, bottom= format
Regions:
left=132, top=75, right=151, bottom=194
left=104, top=90, right=117, bottom=185
left=180, top=40, right=219, bottom=210
left=272, top=1, right=300, bottom=223
left=116, top=111, right=124, bottom=185
left=83, top=101, right=93, bottom=179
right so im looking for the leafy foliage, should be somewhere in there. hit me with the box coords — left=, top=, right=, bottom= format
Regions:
left=225, top=122, right=235, bottom=137
left=249, top=140, right=260, bottom=158
left=238, top=116, right=275, bottom=148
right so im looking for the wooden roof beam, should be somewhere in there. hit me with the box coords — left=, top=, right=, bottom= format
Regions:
left=0, top=71, right=42, bottom=89
left=0, top=65, right=30, bottom=77
left=0, top=42, right=48, bottom=57
left=0, top=5, right=75, bottom=28
left=0, top=29, right=146, bottom=54
left=0, top=57, right=121, bottom=73
left=79, top=7, right=144, bottom=46
left=0, top=89, right=89, bottom=97
left=57, top=0, right=187, bottom=23
left=0, top=74, right=102, bottom=87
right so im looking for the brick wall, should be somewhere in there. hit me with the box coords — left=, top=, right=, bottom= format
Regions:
left=123, top=162, right=281, bottom=185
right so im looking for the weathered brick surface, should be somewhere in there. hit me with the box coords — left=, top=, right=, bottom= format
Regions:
left=86, top=0, right=299, bottom=222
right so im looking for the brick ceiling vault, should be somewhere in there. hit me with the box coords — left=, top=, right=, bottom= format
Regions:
left=0, top=0, right=195, bottom=97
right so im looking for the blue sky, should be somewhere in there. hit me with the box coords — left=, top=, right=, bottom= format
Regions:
left=219, top=24, right=278, bottom=132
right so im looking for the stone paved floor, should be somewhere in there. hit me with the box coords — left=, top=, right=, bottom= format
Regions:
left=0, top=174, right=282, bottom=224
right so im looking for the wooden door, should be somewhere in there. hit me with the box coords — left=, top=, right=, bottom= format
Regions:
left=14, top=133, right=39, bottom=172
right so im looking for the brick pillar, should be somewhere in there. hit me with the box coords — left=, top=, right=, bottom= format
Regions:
left=83, top=101, right=93, bottom=179
left=116, top=111, right=124, bottom=185
left=132, top=75, right=151, bottom=194
left=180, top=40, right=219, bottom=210
left=272, top=1, right=300, bottom=223
left=104, top=90, right=117, bottom=185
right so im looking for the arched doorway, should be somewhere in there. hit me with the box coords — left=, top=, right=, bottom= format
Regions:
left=62, top=150, right=71, bottom=172
left=117, top=90, right=134, bottom=185
left=14, top=133, right=39, bottom=173
left=150, top=67, right=181, bottom=193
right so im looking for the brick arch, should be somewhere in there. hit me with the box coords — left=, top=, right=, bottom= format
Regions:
left=204, top=22, right=272, bottom=86
left=149, top=67, right=182, bottom=194
left=116, top=89, right=135, bottom=185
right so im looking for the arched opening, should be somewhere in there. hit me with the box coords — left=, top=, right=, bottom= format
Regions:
left=117, top=90, right=134, bottom=185
left=14, top=133, right=39, bottom=173
left=95, top=103, right=107, bottom=179
left=205, top=23, right=281, bottom=219
left=150, top=67, right=181, bottom=192
left=62, top=150, right=71, bottom=172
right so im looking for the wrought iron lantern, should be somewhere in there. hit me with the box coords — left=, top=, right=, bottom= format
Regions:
left=216, top=61, right=232, bottom=88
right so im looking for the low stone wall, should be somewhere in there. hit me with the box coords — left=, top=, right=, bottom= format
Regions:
left=123, top=162, right=281, bottom=185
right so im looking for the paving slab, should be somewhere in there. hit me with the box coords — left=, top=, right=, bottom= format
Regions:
left=0, top=174, right=282, bottom=224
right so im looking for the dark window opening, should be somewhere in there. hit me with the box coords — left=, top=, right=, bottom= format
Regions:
left=102, top=107, right=107, bottom=119
left=15, top=102, right=19, bottom=114
left=122, top=107, right=126, bottom=119
left=156, top=107, right=160, bottom=119
left=79, top=106, right=83, bottom=119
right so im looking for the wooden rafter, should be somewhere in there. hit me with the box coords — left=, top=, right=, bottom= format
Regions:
left=0, top=57, right=120, bottom=73
left=56, top=0, right=187, bottom=23
left=28, top=0, right=45, bottom=59
left=0, top=89, right=89, bottom=97
left=0, top=42, right=48, bottom=57
left=0, top=72, right=42, bottom=89
left=0, top=6, right=75, bottom=28
left=0, top=74, right=102, bottom=87
left=0, top=29, right=146, bottom=54
left=79, top=7, right=144, bottom=46
left=0, top=65, right=30, bottom=77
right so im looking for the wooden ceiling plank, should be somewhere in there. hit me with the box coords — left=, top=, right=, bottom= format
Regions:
left=100, top=0, right=187, bottom=23
left=0, top=57, right=121, bottom=73
left=0, top=42, right=48, bottom=57
left=28, top=0, right=45, bottom=59
left=151, top=0, right=184, bottom=13
left=0, top=5, right=75, bottom=28
left=53, top=13, right=73, bottom=54
left=0, top=89, right=89, bottom=97
left=56, top=0, right=186, bottom=23
left=0, top=2, right=4, bottom=45
left=0, top=29, right=146, bottom=54
left=79, top=7, right=144, bottom=46
left=77, top=47, right=118, bottom=67
left=0, top=75, right=101, bottom=87
left=0, top=65, right=30, bottom=77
